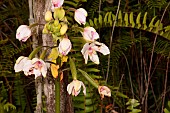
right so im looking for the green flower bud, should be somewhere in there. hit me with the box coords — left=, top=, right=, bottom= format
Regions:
left=56, top=23, right=61, bottom=30
left=61, top=17, right=68, bottom=23
left=42, top=27, right=48, bottom=34
left=54, top=19, right=59, bottom=26
left=45, top=23, right=51, bottom=31
left=60, top=23, right=68, bottom=35
left=54, top=7, right=65, bottom=20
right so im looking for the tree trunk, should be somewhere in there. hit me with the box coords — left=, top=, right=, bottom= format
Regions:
left=29, top=0, right=73, bottom=113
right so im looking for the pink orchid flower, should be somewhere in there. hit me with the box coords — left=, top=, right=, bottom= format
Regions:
left=16, top=25, right=31, bottom=42
left=81, top=42, right=110, bottom=64
left=67, top=80, right=86, bottom=96
left=98, top=86, right=111, bottom=99
left=74, top=8, right=87, bottom=25
left=51, top=0, right=64, bottom=9
left=22, top=58, right=47, bottom=79
left=81, top=27, right=99, bottom=42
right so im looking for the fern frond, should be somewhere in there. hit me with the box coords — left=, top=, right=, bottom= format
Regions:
left=86, top=11, right=170, bottom=40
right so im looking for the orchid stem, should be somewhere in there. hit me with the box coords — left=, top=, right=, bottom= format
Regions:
left=55, top=77, right=60, bottom=113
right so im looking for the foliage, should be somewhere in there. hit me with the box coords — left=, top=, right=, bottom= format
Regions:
left=1, top=0, right=170, bottom=113
left=164, top=101, right=170, bottom=113
left=126, top=99, right=141, bottom=113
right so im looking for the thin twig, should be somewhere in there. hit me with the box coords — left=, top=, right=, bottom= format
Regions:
left=142, top=1, right=170, bottom=105
left=161, top=54, right=169, bottom=113
left=106, top=0, right=121, bottom=83
left=122, top=52, right=134, bottom=98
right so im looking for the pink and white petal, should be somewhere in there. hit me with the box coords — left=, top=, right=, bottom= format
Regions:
left=74, top=15, right=81, bottom=25
left=80, top=81, right=86, bottom=95
left=23, top=60, right=34, bottom=73
left=81, top=43, right=90, bottom=54
left=78, top=8, right=87, bottom=16
left=84, top=51, right=89, bottom=64
left=67, top=83, right=74, bottom=95
left=33, top=69, right=42, bottom=79
left=31, top=58, right=39, bottom=64
left=41, top=65, right=47, bottom=78
left=95, top=43, right=110, bottom=55
left=91, top=31, right=99, bottom=40
left=74, top=14, right=86, bottom=25
left=84, top=27, right=96, bottom=32
left=52, top=0, right=64, bottom=8
left=16, top=25, right=31, bottom=41
left=75, top=89, right=81, bottom=96
left=89, top=52, right=99, bottom=64
left=73, top=80, right=81, bottom=91
left=82, top=31, right=92, bottom=41
left=14, top=56, right=28, bottom=72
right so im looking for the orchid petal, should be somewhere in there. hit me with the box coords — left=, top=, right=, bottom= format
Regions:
left=80, top=81, right=86, bottom=95
left=67, top=82, right=74, bottom=95
left=82, top=27, right=99, bottom=42
left=59, top=38, right=72, bottom=56
left=14, top=56, right=29, bottom=72
left=52, top=0, right=64, bottom=8
left=67, top=80, right=86, bottom=96
left=89, top=52, right=99, bottom=64
left=16, top=25, right=31, bottom=42
left=94, top=42, right=110, bottom=55
left=74, top=8, right=87, bottom=25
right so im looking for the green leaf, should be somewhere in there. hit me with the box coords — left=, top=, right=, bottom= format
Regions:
left=136, top=12, right=141, bottom=29
left=130, top=12, right=135, bottom=27
left=89, top=19, right=94, bottom=26
left=149, top=16, right=157, bottom=31
left=98, top=14, right=103, bottom=26
left=118, top=10, right=122, bottom=26
left=164, top=108, right=170, bottom=113
left=142, top=12, right=148, bottom=30
left=85, top=104, right=98, bottom=112
left=124, top=12, right=129, bottom=27
left=104, top=12, right=110, bottom=24
left=78, top=69, right=98, bottom=88
left=94, top=18, right=98, bottom=27
left=108, top=12, right=113, bottom=26
left=86, top=68, right=100, bottom=72
left=131, top=109, right=141, bottom=113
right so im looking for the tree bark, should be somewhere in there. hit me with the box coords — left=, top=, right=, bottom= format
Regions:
left=30, top=0, right=74, bottom=113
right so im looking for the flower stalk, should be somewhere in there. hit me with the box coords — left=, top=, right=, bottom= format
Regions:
left=28, top=46, right=42, bottom=59
left=69, top=57, right=77, bottom=80
left=55, top=75, right=60, bottom=113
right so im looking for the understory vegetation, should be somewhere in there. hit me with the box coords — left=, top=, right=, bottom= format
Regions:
left=0, top=0, right=170, bottom=113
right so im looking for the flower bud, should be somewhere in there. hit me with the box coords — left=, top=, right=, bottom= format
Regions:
left=54, top=7, right=65, bottom=20
left=54, top=19, right=59, bottom=26
left=42, top=27, right=48, bottom=34
left=45, top=11, right=53, bottom=21
left=60, top=23, right=68, bottom=35
left=58, top=37, right=72, bottom=56
left=16, top=25, right=31, bottom=42
left=74, top=8, right=87, bottom=25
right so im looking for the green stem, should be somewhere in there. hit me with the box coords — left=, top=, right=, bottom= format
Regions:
left=69, top=57, right=77, bottom=80
left=55, top=77, right=60, bottom=113
left=28, top=46, right=42, bottom=59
